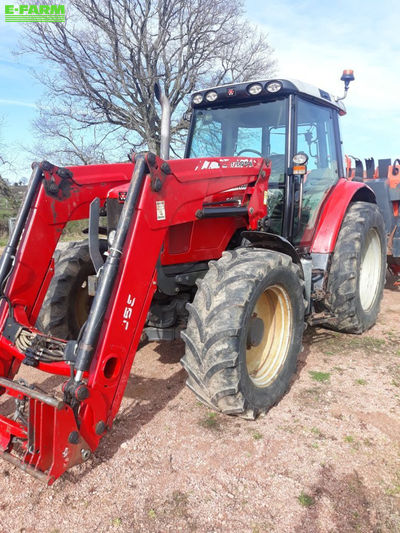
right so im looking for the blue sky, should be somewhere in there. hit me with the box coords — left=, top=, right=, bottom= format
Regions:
left=246, top=0, right=400, bottom=163
left=0, top=0, right=399, bottom=182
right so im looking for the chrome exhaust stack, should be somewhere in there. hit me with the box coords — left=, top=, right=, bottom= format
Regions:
left=154, top=81, right=171, bottom=160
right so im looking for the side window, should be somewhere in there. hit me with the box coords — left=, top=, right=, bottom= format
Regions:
left=294, top=99, right=340, bottom=245
left=296, top=99, right=338, bottom=179
left=190, top=112, right=222, bottom=157
left=268, top=125, right=286, bottom=183
left=297, top=123, right=318, bottom=170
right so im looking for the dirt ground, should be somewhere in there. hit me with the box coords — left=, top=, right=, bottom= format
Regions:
left=0, top=282, right=399, bottom=532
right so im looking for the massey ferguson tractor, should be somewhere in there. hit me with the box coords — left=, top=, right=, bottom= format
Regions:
left=0, top=71, right=398, bottom=483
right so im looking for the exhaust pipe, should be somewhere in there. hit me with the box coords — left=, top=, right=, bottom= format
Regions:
left=154, top=81, right=171, bottom=160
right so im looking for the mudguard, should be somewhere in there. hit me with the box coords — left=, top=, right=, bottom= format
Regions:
left=311, top=178, right=376, bottom=254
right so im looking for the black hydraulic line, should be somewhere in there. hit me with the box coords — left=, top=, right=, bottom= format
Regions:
left=196, top=206, right=248, bottom=219
left=0, top=163, right=44, bottom=291
left=73, top=155, right=147, bottom=375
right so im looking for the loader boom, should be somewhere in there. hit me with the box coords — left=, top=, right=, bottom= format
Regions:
left=0, top=152, right=269, bottom=482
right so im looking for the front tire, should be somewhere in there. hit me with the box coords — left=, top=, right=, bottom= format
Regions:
left=37, top=240, right=99, bottom=340
left=325, top=202, right=386, bottom=333
left=181, top=248, right=305, bottom=418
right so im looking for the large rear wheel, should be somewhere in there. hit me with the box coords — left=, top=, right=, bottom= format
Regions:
left=325, top=202, right=386, bottom=333
left=181, top=248, right=306, bottom=418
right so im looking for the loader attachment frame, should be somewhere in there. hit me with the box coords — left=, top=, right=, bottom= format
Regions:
left=0, top=152, right=269, bottom=482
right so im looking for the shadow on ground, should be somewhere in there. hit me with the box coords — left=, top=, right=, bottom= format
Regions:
left=62, top=340, right=187, bottom=483
left=293, top=464, right=400, bottom=533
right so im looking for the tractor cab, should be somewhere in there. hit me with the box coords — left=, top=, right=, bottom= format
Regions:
left=186, top=78, right=346, bottom=250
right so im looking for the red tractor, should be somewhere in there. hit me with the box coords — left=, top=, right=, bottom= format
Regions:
left=0, top=71, right=396, bottom=483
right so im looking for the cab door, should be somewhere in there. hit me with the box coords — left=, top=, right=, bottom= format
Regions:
left=292, top=97, right=342, bottom=248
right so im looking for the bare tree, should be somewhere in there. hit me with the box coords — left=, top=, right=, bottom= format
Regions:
left=0, top=120, right=18, bottom=209
left=0, top=118, right=10, bottom=169
left=29, top=113, right=129, bottom=165
left=20, top=0, right=276, bottom=155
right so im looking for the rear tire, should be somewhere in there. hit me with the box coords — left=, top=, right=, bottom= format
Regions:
left=181, top=248, right=305, bottom=418
left=325, top=202, right=386, bottom=333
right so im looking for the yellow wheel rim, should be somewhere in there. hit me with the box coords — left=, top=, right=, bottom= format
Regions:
left=246, top=285, right=292, bottom=388
left=359, top=228, right=382, bottom=311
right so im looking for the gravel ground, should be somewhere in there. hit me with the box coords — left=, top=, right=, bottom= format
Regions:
left=0, top=283, right=399, bottom=532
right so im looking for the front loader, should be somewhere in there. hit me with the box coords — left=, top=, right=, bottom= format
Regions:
left=0, top=72, right=389, bottom=483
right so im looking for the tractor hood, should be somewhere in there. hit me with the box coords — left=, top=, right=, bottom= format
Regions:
left=107, top=156, right=266, bottom=200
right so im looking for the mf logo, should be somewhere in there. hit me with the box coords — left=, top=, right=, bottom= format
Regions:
left=4, top=4, right=65, bottom=22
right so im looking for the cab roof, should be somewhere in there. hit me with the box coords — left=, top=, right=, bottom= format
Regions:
left=191, top=78, right=346, bottom=115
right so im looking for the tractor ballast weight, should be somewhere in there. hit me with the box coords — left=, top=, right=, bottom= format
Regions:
left=0, top=74, right=390, bottom=482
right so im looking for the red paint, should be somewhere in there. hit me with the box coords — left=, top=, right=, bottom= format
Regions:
left=0, top=154, right=376, bottom=482
left=311, top=178, right=374, bottom=254
left=0, top=155, right=270, bottom=481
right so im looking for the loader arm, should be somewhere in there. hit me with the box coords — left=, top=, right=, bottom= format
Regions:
left=0, top=152, right=269, bottom=483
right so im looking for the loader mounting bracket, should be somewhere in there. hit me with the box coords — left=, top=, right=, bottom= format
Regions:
left=0, top=377, right=90, bottom=485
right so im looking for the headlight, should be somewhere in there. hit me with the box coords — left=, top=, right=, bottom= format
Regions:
left=248, top=83, right=263, bottom=95
left=292, top=152, right=309, bottom=165
left=265, top=81, right=283, bottom=93
left=193, top=94, right=203, bottom=104
left=205, top=91, right=218, bottom=102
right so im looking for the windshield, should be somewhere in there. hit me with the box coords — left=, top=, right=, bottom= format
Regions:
left=188, top=98, right=288, bottom=234
left=188, top=98, right=288, bottom=171
left=187, top=98, right=289, bottom=235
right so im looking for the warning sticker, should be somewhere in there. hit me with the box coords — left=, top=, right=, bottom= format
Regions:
left=263, top=191, right=268, bottom=205
left=156, top=200, right=166, bottom=221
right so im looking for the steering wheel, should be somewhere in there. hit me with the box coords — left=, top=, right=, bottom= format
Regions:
left=236, top=149, right=263, bottom=157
